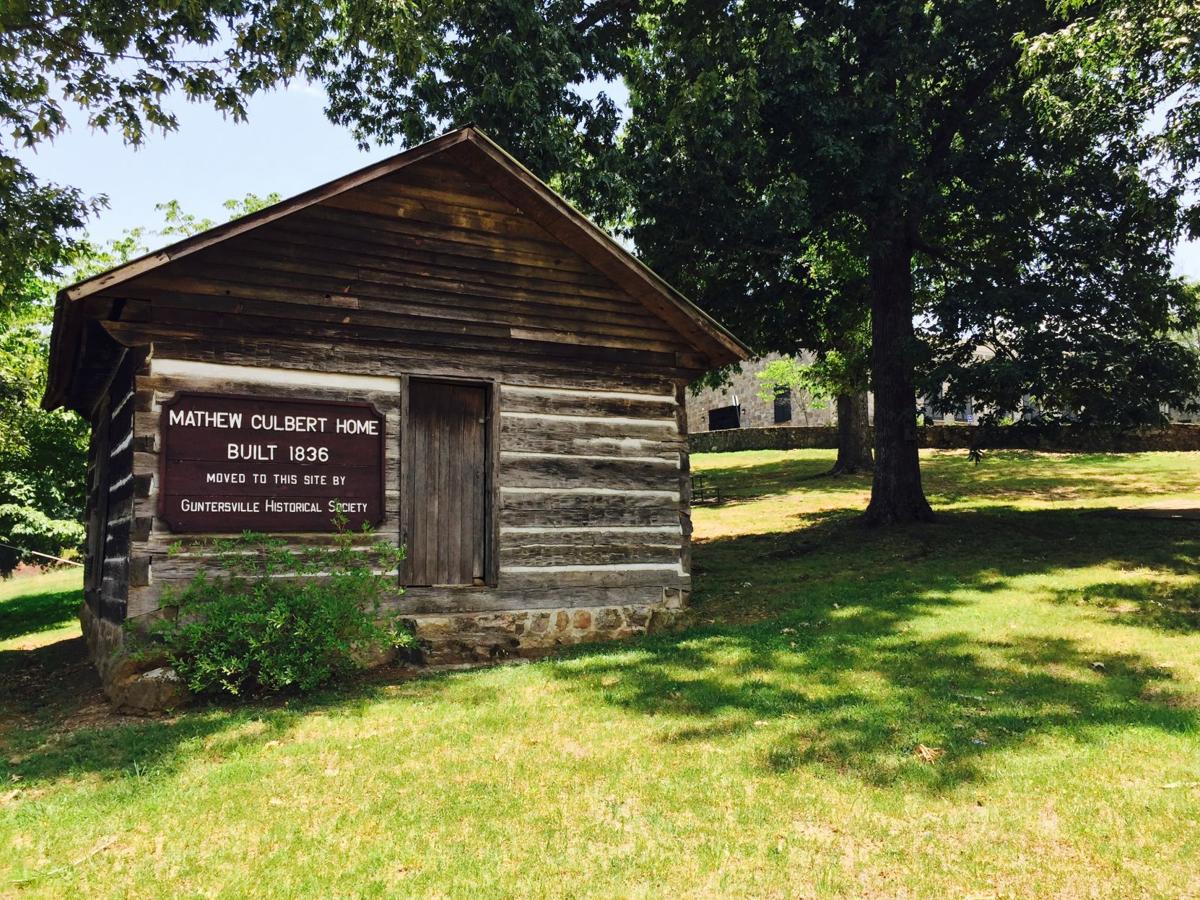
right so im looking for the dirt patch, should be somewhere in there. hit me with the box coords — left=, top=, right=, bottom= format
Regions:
left=0, top=637, right=142, bottom=744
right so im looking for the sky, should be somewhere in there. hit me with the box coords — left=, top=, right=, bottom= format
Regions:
left=14, top=80, right=1200, bottom=280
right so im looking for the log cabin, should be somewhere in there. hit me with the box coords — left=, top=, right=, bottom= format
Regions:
left=42, top=126, right=748, bottom=707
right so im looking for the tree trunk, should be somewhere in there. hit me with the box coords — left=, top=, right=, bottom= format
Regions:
left=828, top=392, right=874, bottom=475
left=862, top=231, right=935, bottom=525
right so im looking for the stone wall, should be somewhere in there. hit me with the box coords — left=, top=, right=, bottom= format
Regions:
left=409, top=591, right=686, bottom=666
left=691, top=425, right=841, bottom=453
left=691, top=424, right=1200, bottom=454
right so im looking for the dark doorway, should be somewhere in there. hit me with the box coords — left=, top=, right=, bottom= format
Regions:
left=403, top=380, right=489, bottom=586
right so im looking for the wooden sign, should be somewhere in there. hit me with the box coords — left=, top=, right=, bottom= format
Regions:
left=160, top=393, right=385, bottom=533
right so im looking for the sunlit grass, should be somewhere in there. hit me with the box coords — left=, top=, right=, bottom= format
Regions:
left=2, top=451, right=1199, bottom=896
left=0, top=568, right=82, bottom=651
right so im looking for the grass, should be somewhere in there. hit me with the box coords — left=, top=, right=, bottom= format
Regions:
left=1, top=450, right=1199, bottom=896
left=0, top=568, right=84, bottom=651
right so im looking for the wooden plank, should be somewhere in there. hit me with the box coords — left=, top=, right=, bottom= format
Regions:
left=339, top=182, right=562, bottom=244
left=297, top=204, right=597, bottom=275
left=274, top=211, right=614, bottom=287
left=484, top=382, right=499, bottom=586
left=129, top=265, right=682, bottom=347
left=226, top=229, right=651, bottom=311
left=373, top=176, right=526, bottom=216
left=405, top=380, right=488, bottom=586
left=125, top=280, right=677, bottom=352
left=500, top=412, right=679, bottom=443
left=139, top=336, right=679, bottom=392
left=499, top=505, right=681, bottom=529
left=183, top=240, right=648, bottom=311
left=500, top=386, right=677, bottom=420
left=398, top=584, right=666, bottom=614
left=103, top=312, right=684, bottom=369
left=498, top=569, right=689, bottom=591
left=500, top=529, right=681, bottom=566
left=675, top=382, right=694, bottom=578
left=500, top=543, right=681, bottom=567
left=500, top=455, right=678, bottom=491
left=499, top=427, right=683, bottom=461
left=321, top=192, right=579, bottom=257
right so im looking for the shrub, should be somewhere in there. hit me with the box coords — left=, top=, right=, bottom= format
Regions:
left=149, top=515, right=415, bottom=697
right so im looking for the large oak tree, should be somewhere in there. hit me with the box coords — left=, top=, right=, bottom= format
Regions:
left=321, top=0, right=1200, bottom=524
left=622, top=0, right=1200, bottom=523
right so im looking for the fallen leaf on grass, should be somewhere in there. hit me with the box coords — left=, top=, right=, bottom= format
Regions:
left=913, top=744, right=945, bottom=764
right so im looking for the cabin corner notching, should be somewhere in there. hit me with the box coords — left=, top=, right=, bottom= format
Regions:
left=42, top=126, right=749, bottom=703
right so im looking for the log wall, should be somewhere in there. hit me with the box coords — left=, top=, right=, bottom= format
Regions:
left=126, top=358, right=690, bottom=621
left=83, top=348, right=143, bottom=624
left=68, top=145, right=720, bottom=678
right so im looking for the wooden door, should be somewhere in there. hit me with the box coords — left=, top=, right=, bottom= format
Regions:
left=403, top=381, right=489, bottom=585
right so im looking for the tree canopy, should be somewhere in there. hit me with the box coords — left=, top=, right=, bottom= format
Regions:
left=322, top=0, right=1200, bottom=522
left=5, top=0, right=1200, bottom=528
left=622, top=0, right=1200, bottom=519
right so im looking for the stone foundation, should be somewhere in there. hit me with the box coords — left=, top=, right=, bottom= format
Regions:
left=79, top=600, right=126, bottom=686
left=408, top=599, right=685, bottom=666
left=82, top=593, right=688, bottom=711
left=81, top=602, right=189, bottom=713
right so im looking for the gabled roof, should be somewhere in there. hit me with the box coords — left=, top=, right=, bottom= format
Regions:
left=44, top=126, right=749, bottom=410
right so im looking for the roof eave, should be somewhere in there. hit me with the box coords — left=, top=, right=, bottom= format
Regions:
left=45, top=125, right=750, bottom=409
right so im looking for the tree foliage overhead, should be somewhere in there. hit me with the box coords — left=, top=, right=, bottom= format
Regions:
left=321, top=0, right=635, bottom=218
left=0, top=0, right=420, bottom=312
left=0, top=194, right=275, bottom=575
left=0, top=295, right=88, bottom=574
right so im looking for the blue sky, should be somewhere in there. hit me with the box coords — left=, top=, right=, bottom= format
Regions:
left=15, top=80, right=1200, bottom=280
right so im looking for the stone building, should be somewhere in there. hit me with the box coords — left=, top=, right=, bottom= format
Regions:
left=685, top=352, right=839, bottom=433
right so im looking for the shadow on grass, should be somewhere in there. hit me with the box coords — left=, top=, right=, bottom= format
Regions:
left=697, top=449, right=1198, bottom=506
left=0, top=635, right=476, bottom=790
left=3, top=501, right=1196, bottom=797
left=549, top=505, right=1199, bottom=791
left=697, top=456, right=871, bottom=503
left=0, top=588, right=81, bottom=641
left=1047, top=579, right=1200, bottom=632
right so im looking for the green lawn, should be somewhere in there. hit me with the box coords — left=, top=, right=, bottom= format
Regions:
left=2, top=450, right=1199, bottom=896
left=0, top=567, right=83, bottom=652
